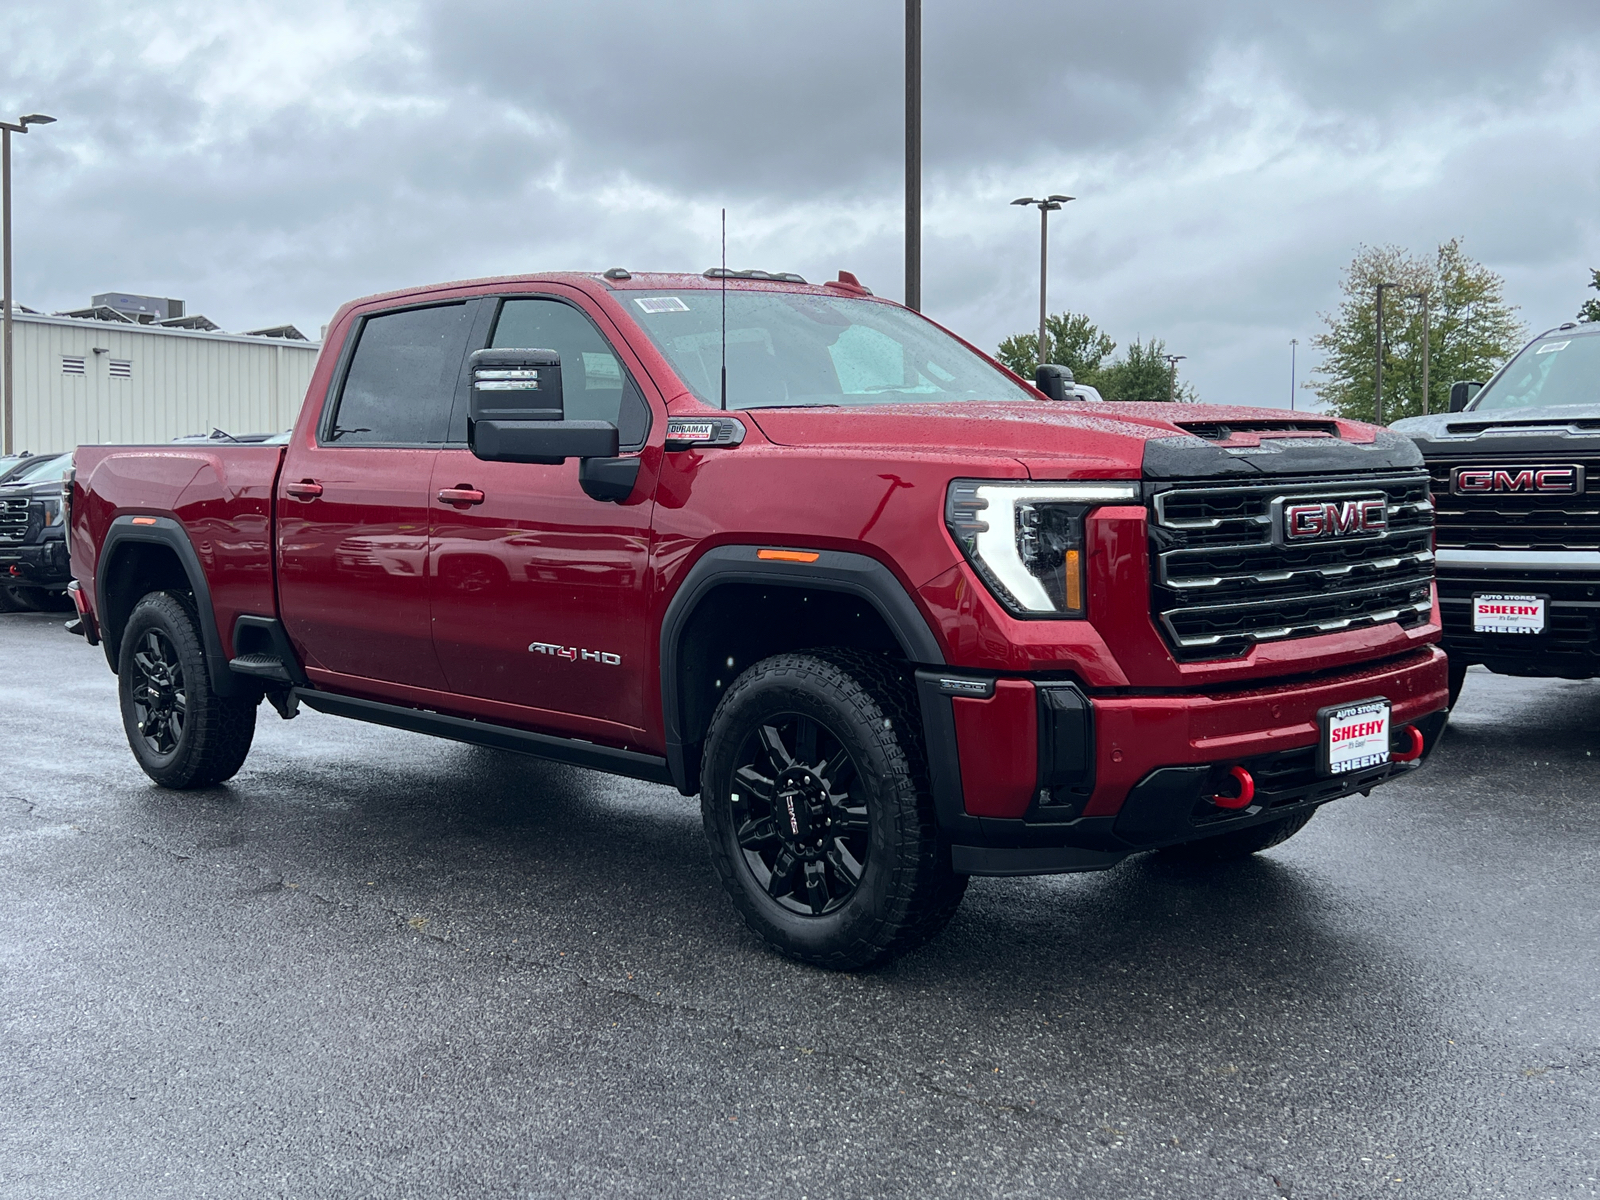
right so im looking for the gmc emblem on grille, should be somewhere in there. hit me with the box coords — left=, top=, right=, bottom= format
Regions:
left=1273, top=496, right=1388, bottom=544
left=1450, top=465, right=1583, bottom=495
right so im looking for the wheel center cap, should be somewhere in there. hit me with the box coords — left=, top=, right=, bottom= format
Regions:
left=777, top=769, right=824, bottom=843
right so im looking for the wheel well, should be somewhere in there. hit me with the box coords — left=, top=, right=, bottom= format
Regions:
left=101, top=542, right=193, bottom=670
left=673, top=583, right=907, bottom=788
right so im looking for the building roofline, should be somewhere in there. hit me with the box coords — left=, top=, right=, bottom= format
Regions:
left=12, top=310, right=322, bottom=349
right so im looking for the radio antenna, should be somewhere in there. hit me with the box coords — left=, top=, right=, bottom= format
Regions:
left=720, top=207, right=728, bottom=411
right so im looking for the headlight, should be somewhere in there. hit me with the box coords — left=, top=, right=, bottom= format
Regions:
left=945, top=480, right=1140, bottom=617
left=38, top=497, right=63, bottom=527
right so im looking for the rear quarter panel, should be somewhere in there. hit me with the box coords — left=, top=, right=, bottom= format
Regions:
left=74, top=444, right=287, bottom=656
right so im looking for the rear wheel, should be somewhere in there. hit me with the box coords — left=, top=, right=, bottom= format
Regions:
left=118, top=591, right=257, bottom=788
left=1157, top=809, right=1316, bottom=863
left=700, top=650, right=966, bottom=970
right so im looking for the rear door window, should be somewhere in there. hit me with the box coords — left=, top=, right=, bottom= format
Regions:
left=328, top=303, right=475, bottom=445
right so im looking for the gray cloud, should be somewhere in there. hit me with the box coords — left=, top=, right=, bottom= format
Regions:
left=1, top=0, right=1597, bottom=416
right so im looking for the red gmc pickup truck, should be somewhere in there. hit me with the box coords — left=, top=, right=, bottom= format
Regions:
left=68, top=269, right=1448, bottom=968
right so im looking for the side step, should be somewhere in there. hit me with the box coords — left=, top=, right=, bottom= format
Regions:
left=292, top=688, right=674, bottom=785
left=228, top=653, right=293, bottom=684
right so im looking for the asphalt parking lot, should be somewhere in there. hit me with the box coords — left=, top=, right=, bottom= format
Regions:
left=2, top=610, right=1598, bottom=1199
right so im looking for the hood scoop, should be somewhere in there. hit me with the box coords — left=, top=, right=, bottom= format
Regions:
left=1176, top=419, right=1338, bottom=442
left=1446, top=417, right=1600, bottom=436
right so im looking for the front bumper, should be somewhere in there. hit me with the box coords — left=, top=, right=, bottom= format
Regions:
left=1434, top=553, right=1600, bottom=680
left=0, top=536, right=71, bottom=588
left=918, top=645, right=1449, bottom=875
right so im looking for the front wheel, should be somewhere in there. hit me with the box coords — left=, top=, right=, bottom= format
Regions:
left=1447, top=659, right=1469, bottom=710
left=700, top=650, right=966, bottom=970
left=118, top=591, right=257, bottom=788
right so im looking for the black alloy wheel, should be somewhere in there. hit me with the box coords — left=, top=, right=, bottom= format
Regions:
left=129, top=628, right=187, bottom=756
left=117, top=590, right=257, bottom=788
left=701, top=650, right=967, bottom=970
left=729, top=714, right=871, bottom=916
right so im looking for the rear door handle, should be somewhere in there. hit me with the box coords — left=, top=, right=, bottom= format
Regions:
left=437, top=486, right=485, bottom=506
left=285, top=480, right=323, bottom=500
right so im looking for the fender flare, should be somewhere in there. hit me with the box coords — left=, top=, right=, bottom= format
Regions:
left=97, top=515, right=243, bottom=697
left=657, top=545, right=946, bottom=794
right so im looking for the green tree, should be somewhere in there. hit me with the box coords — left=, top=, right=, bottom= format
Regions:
left=996, top=311, right=1116, bottom=384
left=1097, top=336, right=1197, bottom=401
left=1311, top=239, right=1524, bottom=423
left=996, top=312, right=1196, bottom=400
left=1578, top=269, right=1600, bottom=323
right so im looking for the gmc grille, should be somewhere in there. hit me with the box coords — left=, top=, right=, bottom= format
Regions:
left=0, top=497, right=27, bottom=546
left=1150, top=471, right=1435, bottom=660
left=1428, top=457, right=1600, bottom=551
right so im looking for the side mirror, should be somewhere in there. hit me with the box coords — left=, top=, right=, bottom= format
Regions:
left=1448, top=380, right=1484, bottom=413
left=1036, top=363, right=1077, bottom=401
left=468, top=348, right=618, bottom=464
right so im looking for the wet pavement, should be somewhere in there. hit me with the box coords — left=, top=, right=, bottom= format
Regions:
left=2, top=608, right=1598, bottom=1199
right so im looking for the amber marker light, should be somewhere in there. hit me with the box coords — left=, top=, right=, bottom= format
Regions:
left=131, top=517, right=157, bottom=526
left=757, top=549, right=820, bottom=563
left=1063, top=549, right=1082, bottom=612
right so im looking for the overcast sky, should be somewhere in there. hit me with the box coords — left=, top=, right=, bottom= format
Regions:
left=4, top=0, right=1598, bottom=407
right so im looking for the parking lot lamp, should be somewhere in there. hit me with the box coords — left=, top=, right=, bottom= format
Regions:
left=1011, top=194, right=1073, bottom=369
left=1163, top=353, right=1186, bottom=402
left=2, top=112, right=54, bottom=456
left=1407, top=291, right=1431, bottom=415
left=1374, top=281, right=1397, bottom=424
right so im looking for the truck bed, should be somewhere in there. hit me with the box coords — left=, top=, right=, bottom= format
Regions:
left=72, top=444, right=287, bottom=659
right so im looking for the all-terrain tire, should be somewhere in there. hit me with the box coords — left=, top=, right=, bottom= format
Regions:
left=118, top=590, right=257, bottom=788
left=1157, top=809, right=1317, bottom=863
left=1447, top=659, right=1469, bottom=710
left=0, top=585, right=30, bottom=613
left=700, top=649, right=967, bottom=970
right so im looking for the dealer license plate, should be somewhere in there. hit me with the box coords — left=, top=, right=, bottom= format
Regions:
left=1473, top=592, right=1546, bottom=635
left=1318, top=697, right=1390, bottom=775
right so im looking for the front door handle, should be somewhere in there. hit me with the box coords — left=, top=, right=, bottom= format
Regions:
left=437, top=486, right=486, bottom=506
left=285, top=479, right=323, bottom=500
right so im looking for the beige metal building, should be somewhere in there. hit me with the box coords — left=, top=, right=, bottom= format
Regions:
left=9, top=308, right=321, bottom=454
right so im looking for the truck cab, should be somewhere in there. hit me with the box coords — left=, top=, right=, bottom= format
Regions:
left=1393, top=321, right=1600, bottom=702
left=70, top=270, right=1449, bottom=969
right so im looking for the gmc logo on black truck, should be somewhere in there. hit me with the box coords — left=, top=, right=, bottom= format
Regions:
left=1450, top=465, right=1584, bottom=495
left=1274, top=496, right=1388, bottom=543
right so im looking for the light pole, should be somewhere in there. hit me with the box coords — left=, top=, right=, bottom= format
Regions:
left=1289, top=338, right=1298, bottom=411
left=1011, top=194, right=1073, bottom=369
left=1374, top=280, right=1397, bottom=425
left=1407, top=290, right=1431, bottom=415
left=1163, top=353, right=1186, bottom=402
left=904, top=0, right=920, bottom=311
left=2, top=112, right=54, bottom=457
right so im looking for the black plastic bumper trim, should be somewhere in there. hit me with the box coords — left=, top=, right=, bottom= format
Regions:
left=951, top=844, right=1127, bottom=877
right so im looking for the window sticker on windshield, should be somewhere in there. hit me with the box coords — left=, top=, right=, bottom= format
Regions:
left=635, top=296, right=689, bottom=314
left=1536, top=340, right=1570, bottom=354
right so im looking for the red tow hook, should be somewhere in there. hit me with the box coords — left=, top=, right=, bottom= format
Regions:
left=1392, top=725, right=1425, bottom=763
left=1211, top=765, right=1256, bottom=811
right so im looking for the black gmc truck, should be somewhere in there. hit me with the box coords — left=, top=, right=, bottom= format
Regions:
left=0, top=452, right=73, bottom=613
left=1393, top=321, right=1600, bottom=704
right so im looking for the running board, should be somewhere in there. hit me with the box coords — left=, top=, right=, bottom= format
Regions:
left=291, top=689, right=674, bottom=785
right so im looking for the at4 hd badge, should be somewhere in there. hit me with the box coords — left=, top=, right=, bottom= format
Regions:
left=529, top=641, right=622, bottom=666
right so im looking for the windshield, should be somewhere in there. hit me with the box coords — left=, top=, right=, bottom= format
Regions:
left=3, top=454, right=69, bottom=485
left=1473, top=332, right=1600, bottom=412
left=620, top=289, right=1036, bottom=409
